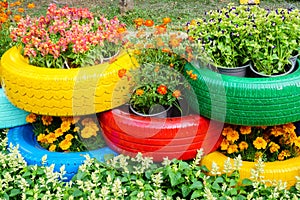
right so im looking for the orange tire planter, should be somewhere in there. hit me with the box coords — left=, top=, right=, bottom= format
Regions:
left=98, top=106, right=224, bottom=162
left=1, top=47, right=136, bottom=116
left=201, top=151, right=300, bottom=188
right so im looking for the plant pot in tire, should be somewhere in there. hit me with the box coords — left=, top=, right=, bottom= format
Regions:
left=98, top=105, right=224, bottom=162
left=1, top=4, right=136, bottom=116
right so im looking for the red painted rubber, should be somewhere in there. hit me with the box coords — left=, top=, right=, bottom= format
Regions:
left=98, top=106, right=224, bottom=161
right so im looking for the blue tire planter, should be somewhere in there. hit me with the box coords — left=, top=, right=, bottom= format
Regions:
left=7, top=124, right=118, bottom=181
left=0, top=88, right=29, bottom=129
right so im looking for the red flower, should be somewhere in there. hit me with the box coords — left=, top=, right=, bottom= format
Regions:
left=157, top=85, right=168, bottom=95
left=118, top=68, right=127, bottom=78
left=172, top=90, right=181, bottom=98
left=144, top=19, right=154, bottom=27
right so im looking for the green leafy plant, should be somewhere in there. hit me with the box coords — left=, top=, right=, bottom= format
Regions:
left=187, top=4, right=300, bottom=75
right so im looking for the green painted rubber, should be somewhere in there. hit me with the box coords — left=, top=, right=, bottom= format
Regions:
left=184, top=60, right=300, bottom=126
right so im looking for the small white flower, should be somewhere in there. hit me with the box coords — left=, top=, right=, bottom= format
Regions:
left=233, top=154, right=242, bottom=170
left=210, top=162, right=221, bottom=175
left=41, top=154, right=47, bottom=165
left=162, top=157, right=171, bottom=166
left=223, top=157, right=232, bottom=174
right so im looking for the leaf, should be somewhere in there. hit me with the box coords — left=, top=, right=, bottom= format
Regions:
left=191, top=190, right=202, bottom=199
left=181, top=185, right=191, bottom=198
left=241, top=178, right=252, bottom=186
left=72, top=189, right=83, bottom=197
left=9, top=189, right=21, bottom=197
left=169, top=171, right=184, bottom=187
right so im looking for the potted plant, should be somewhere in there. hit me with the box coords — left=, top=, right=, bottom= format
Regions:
left=0, top=0, right=34, bottom=129
left=187, top=4, right=300, bottom=77
left=1, top=4, right=136, bottom=116
left=126, top=18, right=193, bottom=117
left=202, top=123, right=300, bottom=188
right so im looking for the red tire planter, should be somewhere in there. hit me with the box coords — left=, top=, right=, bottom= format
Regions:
left=98, top=106, right=224, bottom=162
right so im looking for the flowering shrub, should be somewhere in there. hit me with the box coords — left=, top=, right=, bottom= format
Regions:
left=10, top=3, right=126, bottom=68
left=0, top=0, right=35, bottom=61
left=26, top=113, right=105, bottom=152
left=127, top=18, right=193, bottom=115
left=220, top=123, right=300, bottom=162
left=187, top=4, right=300, bottom=75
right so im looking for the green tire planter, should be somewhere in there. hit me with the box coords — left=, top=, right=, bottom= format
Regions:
left=1, top=47, right=136, bottom=116
left=184, top=60, right=300, bottom=126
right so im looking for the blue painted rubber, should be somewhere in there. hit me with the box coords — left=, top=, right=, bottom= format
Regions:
left=0, top=88, right=29, bottom=129
left=7, top=124, right=118, bottom=181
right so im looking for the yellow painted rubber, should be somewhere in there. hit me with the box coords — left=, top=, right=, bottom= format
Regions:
left=1, top=47, right=137, bottom=116
left=201, top=151, right=300, bottom=188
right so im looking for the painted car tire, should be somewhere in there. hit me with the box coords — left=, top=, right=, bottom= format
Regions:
left=1, top=47, right=136, bottom=116
left=184, top=60, right=300, bottom=126
left=7, top=125, right=118, bottom=181
left=98, top=106, right=224, bottom=162
left=0, top=88, right=29, bottom=129
left=201, top=151, right=300, bottom=188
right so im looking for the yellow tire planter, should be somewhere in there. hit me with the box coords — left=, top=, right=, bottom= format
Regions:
left=1, top=47, right=136, bottom=116
left=201, top=151, right=300, bottom=188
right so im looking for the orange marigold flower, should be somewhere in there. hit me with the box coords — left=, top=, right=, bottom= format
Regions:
left=283, top=123, right=296, bottom=134
left=27, top=3, right=35, bottom=9
left=117, top=26, right=126, bottom=33
left=54, top=128, right=64, bottom=137
left=154, top=66, right=160, bottom=72
left=253, top=137, right=267, bottom=149
left=135, top=89, right=144, bottom=96
left=238, top=141, right=248, bottom=151
left=26, top=113, right=37, bottom=123
left=155, top=24, right=167, bottom=34
left=145, top=43, right=155, bottom=49
left=255, top=151, right=263, bottom=160
left=49, top=144, right=56, bottom=152
left=18, top=8, right=24, bottom=13
left=220, top=139, right=229, bottom=151
left=13, top=14, right=21, bottom=22
left=186, top=70, right=193, bottom=76
left=172, top=90, right=181, bottom=98
left=169, top=63, right=174, bottom=68
left=161, top=47, right=171, bottom=53
left=45, top=132, right=57, bottom=144
left=81, top=127, right=97, bottom=139
left=239, top=126, right=252, bottom=135
left=15, top=1, right=21, bottom=6
left=133, top=49, right=141, bottom=55
left=59, top=139, right=72, bottom=151
left=42, top=115, right=53, bottom=126
left=169, top=37, right=182, bottom=48
left=162, top=17, right=171, bottom=24
left=190, top=73, right=197, bottom=80
left=65, top=134, right=74, bottom=141
left=155, top=37, right=164, bottom=47
left=60, top=121, right=71, bottom=132
left=295, top=136, right=300, bottom=148
left=227, top=144, right=238, bottom=154
left=37, top=133, right=47, bottom=143
left=278, top=150, right=291, bottom=161
left=157, top=85, right=168, bottom=95
left=269, top=142, right=280, bottom=153
left=134, top=18, right=144, bottom=27
left=226, top=129, right=239, bottom=142
left=144, top=19, right=154, bottom=27
left=10, top=2, right=15, bottom=7
left=270, top=126, right=285, bottom=137
left=118, top=68, right=127, bottom=78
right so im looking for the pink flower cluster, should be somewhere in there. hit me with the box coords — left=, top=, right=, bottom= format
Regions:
left=10, top=4, right=126, bottom=67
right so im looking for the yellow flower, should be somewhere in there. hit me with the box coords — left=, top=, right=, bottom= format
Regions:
left=45, top=133, right=57, bottom=144
left=226, top=129, right=239, bottom=143
left=65, top=134, right=74, bottom=141
left=238, top=141, right=248, bottom=151
left=283, top=123, right=296, bottom=134
left=270, top=126, right=285, bottom=137
left=49, top=144, right=56, bottom=152
left=59, top=139, right=72, bottom=151
left=60, top=121, right=71, bottom=132
left=27, top=3, right=35, bottom=9
left=278, top=150, right=291, bottom=161
left=253, top=137, right=267, bottom=149
left=17, top=7, right=24, bottom=13
left=81, top=127, right=97, bottom=139
left=283, top=131, right=297, bottom=145
left=26, top=113, right=37, bottom=123
left=222, top=126, right=234, bottom=137
left=227, top=144, right=238, bottom=154
left=13, top=14, right=21, bottom=22
left=81, top=118, right=94, bottom=126
left=220, top=139, right=229, bottom=151
left=74, top=126, right=80, bottom=132
left=54, top=128, right=64, bottom=138
left=269, top=142, right=280, bottom=153
left=37, top=133, right=47, bottom=143
left=239, top=126, right=251, bottom=135
left=42, top=115, right=53, bottom=126
left=255, top=151, right=263, bottom=160
left=294, top=136, right=300, bottom=148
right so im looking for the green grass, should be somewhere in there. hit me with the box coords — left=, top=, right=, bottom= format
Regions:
left=24, top=0, right=300, bottom=28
